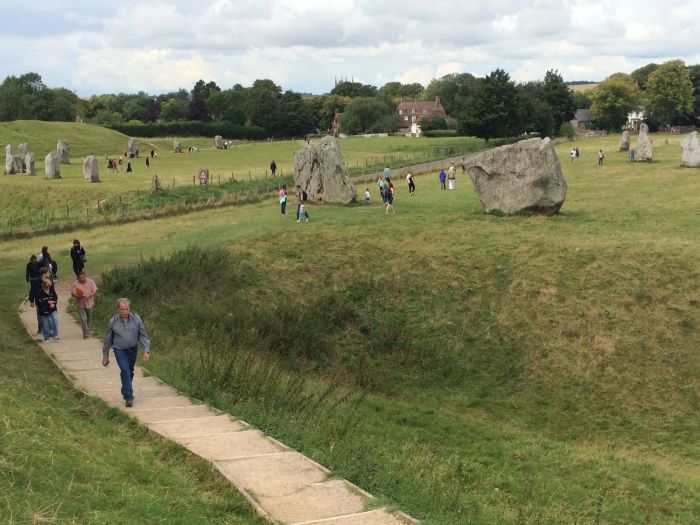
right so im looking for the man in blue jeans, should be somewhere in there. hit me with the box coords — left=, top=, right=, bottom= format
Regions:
left=102, top=297, right=151, bottom=407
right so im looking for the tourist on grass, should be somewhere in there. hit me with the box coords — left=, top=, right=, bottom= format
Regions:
left=270, top=160, right=277, bottom=176
left=295, top=185, right=307, bottom=222
left=384, top=179, right=395, bottom=214
left=71, top=271, right=97, bottom=339
left=36, top=278, right=59, bottom=341
left=447, top=163, right=456, bottom=190
left=279, top=184, right=288, bottom=215
left=629, top=150, right=635, bottom=162
left=70, top=239, right=86, bottom=278
left=570, top=148, right=576, bottom=162
left=598, top=149, right=605, bottom=166
left=126, top=161, right=132, bottom=173
left=365, top=188, right=371, bottom=205
left=379, top=175, right=388, bottom=203
left=145, top=157, right=150, bottom=169
left=439, top=169, right=446, bottom=190
left=406, top=171, right=415, bottom=196
left=102, top=298, right=151, bottom=408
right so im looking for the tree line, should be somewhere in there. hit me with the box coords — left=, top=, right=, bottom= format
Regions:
left=0, top=59, right=697, bottom=140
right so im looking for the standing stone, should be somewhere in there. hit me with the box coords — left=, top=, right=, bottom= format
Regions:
left=294, top=136, right=357, bottom=204
left=680, top=131, right=700, bottom=167
left=57, top=139, right=70, bottom=164
left=619, top=130, right=630, bottom=151
left=214, top=135, right=224, bottom=149
left=45, top=152, right=61, bottom=179
left=24, top=153, right=36, bottom=175
left=173, top=140, right=183, bottom=153
left=17, top=143, right=28, bottom=170
left=128, top=137, right=138, bottom=157
left=4, top=145, right=14, bottom=174
left=635, top=123, right=653, bottom=161
left=83, top=155, right=100, bottom=182
left=463, top=137, right=567, bottom=215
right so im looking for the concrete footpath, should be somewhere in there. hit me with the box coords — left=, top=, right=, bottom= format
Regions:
left=20, top=281, right=417, bottom=525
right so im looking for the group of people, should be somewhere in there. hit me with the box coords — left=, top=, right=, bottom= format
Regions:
left=25, top=240, right=151, bottom=408
left=278, top=184, right=310, bottom=222
left=438, top=162, right=458, bottom=190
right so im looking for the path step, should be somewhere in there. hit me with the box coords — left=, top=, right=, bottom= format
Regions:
left=19, top=283, right=418, bottom=524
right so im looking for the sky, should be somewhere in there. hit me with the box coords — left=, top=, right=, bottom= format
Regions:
left=2, top=0, right=699, bottom=97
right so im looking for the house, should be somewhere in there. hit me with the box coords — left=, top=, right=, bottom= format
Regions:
left=627, top=110, right=645, bottom=131
left=571, top=109, right=593, bottom=130
left=397, top=97, right=447, bottom=134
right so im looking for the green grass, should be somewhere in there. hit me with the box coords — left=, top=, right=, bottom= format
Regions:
left=1, top=130, right=698, bottom=524
left=1, top=121, right=483, bottom=235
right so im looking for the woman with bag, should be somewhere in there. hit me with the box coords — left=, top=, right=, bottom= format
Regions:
left=70, top=239, right=86, bottom=278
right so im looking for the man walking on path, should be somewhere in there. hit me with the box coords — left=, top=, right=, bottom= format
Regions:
left=71, top=271, right=97, bottom=339
left=102, top=298, right=151, bottom=407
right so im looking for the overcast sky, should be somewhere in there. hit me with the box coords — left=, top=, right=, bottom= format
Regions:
left=2, top=0, right=699, bottom=97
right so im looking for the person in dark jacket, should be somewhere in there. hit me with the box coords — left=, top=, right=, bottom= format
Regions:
left=70, top=239, right=86, bottom=277
left=36, top=278, right=59, bottom=341
left=26, top=254, right=41, bottom=303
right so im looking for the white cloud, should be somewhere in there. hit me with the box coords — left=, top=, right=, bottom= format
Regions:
left=0, top=0, right=698, bottom=96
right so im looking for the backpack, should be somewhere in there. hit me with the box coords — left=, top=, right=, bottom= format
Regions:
left=302, top=190, right=308, bottom=201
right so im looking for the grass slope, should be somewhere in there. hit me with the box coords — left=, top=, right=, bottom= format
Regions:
left=1, top=132, right=698, bottom=523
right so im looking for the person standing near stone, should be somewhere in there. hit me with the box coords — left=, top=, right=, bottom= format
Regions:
left=70, top=239, right=86, bottom=278
left=126, top=161, right=132, bottom=173
left=270, top=160, right=277, bottom=176
left=295, top=185, right=305, bottom=222
left=439, top=169, right=446, bottom=190
left=406, top=171, right=415, bottom=196
left=102, top=298, right=151, bottom=407
left=575, top=147, right=580, bottom=160
left=279, top=184, right=288, bottom=215
left=71, top=271, right=97, bottom=339
left=447, top=163, right=456, bottom=190
left=629, top=150, right=635, bottom=162
left=597, top=149, right=605, bottom=166
left=36, top=277, right=59, bottom=341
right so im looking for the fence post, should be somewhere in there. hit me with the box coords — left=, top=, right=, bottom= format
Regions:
left=97, top=200, right=100, bottom=214
left=66, top=204, right=69, bottom=218
left=193, top=175, right=196, bottom=188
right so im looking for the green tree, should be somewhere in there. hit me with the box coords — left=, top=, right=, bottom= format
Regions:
left=572, top=91, right=591, bottom=109
left=330, top=81, right=377, bottom=98
left=538, top=69, right=576, bottom=134
left=245, top=79, right=282, bottom=133
left=339, top=97, right=394, bottom=134
left=644, top=59, right=694, bottom=125
left=0, top=72, right=46, bottom=120
left=589, top=73, right=640, bottom=131
left=688, top=64, right=700, bottom=126
left=122, top=92, right=159, bottom=122
left=631, top=63, right=659, bottom=90
left=159, top=98, right=189, bottom=121
left=457, top=69, right=525, bottom=141
left=379, top=81, right=424, bottom=99
left=207, top=89, right=246, bottom=125
left=424, top=73, right=477, bottom=116
left=278, top=91, right=316, bottom=137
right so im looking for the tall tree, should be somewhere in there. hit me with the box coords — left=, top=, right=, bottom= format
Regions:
left=538, top=69, right=576, bottom=134
left=0, top=72, right=46, bottom=120
left=278, top=91, right=316, bottom=137
left=458, top=69, right=525, bottom=141
left=424, top=73, right=477, bottom=116
left=644, top=59, right=694, bottom=125
left=330, top=81, right=377, bottom=98
left=338, top=96, right=395, bottom=134
left=245, top=79, right=282, bottom=133
left=630, top=63, right=659, bottom=90
left=589, top=73, right=640, bottom=131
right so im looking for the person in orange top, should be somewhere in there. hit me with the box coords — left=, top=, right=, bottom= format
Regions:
left=71, top=270, right=98, bottom=339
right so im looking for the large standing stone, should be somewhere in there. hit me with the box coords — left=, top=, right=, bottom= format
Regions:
left=635, top=123, right=653, bottom=161
left=463, top=137, right=567, bottom=215
left=5, top=145, right=15, bottom=174
left=24, top=153, right=35, bottom=175
left=45, top=152, right=61, bottom=179
left=128, top=137, right=138, bottom=157
left=293, top=136, right=357, bottom=204
left=83, top=155, right=100, bottom=182
left=214, top=135, right=224, bottom=149
left=619, top=130, right=630, bottom=151
left=57, top=139, right=70, bottom=164
left=680, top=131, right=700, bottom=167
left=173, top=140, right=183, bottom=153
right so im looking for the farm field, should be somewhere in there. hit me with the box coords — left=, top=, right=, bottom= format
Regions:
left=1, top=127, right=699, bottom=524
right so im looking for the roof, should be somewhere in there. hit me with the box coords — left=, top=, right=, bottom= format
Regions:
left=574, top=109, right=592, bottom=122
left=397, top=98, right=446, bottom=117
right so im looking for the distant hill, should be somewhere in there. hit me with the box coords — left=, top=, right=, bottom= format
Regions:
left=0, top=121, right=149, bottom=158
left=566, top=82, right=599, bottom=92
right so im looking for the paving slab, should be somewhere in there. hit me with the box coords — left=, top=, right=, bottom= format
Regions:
left=57, top=359, right=107, bottom=371
left=292, top=509, right=417, bottom=525
left=181, top=429, right=286, bottom=461
left=103, top=394, right=197, bottom=410
left=259, top=479, right=368, bottom=524
left=129, top=404, right=219, bottom=423
left=149, top=415, right=248, bottom=439
left=68, top=367, right=144, bottom=381
left=76, top=376, right=163, bottom=394
left=50, top=350, right=100, bottom=361
left=216, top=452, right=329, bottom=498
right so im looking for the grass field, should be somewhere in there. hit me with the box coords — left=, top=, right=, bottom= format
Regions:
left=1, top=121, right=484, bottom=234
left=1, top=127, right=698, bottom=523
